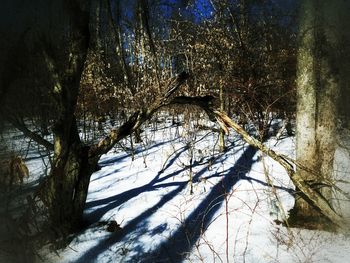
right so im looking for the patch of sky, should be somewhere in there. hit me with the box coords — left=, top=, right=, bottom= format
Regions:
left=193, top=0, right=214, bottom=21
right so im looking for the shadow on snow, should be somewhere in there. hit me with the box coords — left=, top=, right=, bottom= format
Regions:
left=76, top=144, right=259, bottom=263
left=83, top=144, right=190, bottom=223
left=97, top=138, right=177, bottom=168
left=137, top=145, right=258, bottom=262
left=76, top=124, right=293, bottom=263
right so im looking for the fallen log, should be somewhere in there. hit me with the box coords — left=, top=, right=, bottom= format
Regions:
left=168, top=95, right=346, bottom=228
left=213, top=110, right=346, bottom=229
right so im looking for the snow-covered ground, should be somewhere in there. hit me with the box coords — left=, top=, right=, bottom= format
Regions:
left=15, top=117, right=350, bottom=262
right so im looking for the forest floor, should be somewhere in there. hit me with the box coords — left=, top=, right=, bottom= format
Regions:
left=2, top=116, right=350, bottom=263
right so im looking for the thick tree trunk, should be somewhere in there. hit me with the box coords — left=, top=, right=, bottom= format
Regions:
left=39, top=143, right=96, bottom=235
left=289, top=0, right=346, bottom=230
left=37, top=114, right=98, bottom=236
left=34, top=0, right=92, bottom=238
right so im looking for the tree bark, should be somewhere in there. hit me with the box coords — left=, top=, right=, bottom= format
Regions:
left=289, top=0, right=347, bottom=230
left=36, top=0, right=92, bottom=236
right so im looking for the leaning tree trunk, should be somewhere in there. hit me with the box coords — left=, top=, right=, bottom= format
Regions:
left=289, top=0, right=343, bottom=230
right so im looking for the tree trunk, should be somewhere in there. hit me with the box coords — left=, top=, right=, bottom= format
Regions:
left=289, top=0, right=345, bottom=230
left=35, top=0, right=92, bottom=238
left=36, top=70, right=190, bottom=239
left=37, top=113, right=100, bottom=236
left=39, top=142, right=97, bottom=235
left=219, top=79, right=226, bottom=152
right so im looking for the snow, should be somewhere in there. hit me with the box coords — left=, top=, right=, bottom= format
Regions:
left=18, top=118, right=350, bottom=263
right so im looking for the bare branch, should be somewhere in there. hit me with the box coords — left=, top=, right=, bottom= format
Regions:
left=10, top=118, right=54, bottom=151
left=163, top=72, right=190, bottom=99
left=89, top=72, right=190, bottom=157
